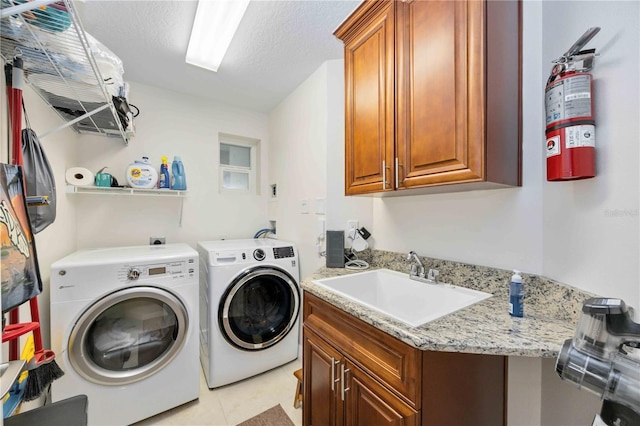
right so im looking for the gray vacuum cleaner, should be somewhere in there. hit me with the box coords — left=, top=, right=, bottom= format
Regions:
left=556, top=297, right=640, bottom=425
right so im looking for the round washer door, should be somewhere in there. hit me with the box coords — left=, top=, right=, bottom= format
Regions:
left=68, top=286, right=188, bottom=386
left=220, top=267, right=300, bottom=351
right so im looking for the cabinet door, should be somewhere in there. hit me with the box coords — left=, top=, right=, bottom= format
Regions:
left=344, top=360, right=419, bottom=426
left=342, top=1, right=395, bottom=195
left=396, top=0, right=486, bottom=188
left=303, top=328, right=344, bottom=426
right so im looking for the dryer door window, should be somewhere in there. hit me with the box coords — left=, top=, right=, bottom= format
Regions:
left=69, top=286, right=188, bottom=386
left=220, top=267, right=299, bottom=350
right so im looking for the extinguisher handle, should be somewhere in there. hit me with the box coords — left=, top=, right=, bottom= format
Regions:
left=563, top=27, right=601, bottom=58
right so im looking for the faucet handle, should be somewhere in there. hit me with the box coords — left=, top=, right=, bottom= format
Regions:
left=427, top=269, right=439, bottom=283
left=409, top=264, right=418, bottom=276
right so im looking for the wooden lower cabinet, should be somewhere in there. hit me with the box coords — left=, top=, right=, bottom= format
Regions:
left=303, top=292, right=506, bottom=426
left=304, top=328, right=418, bottom=426
left=345, top=359, right=419, bottom=426
left=303, top=328, right=344, bottom=426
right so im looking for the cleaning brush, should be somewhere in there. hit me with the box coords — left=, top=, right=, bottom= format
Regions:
left=22, top=298, right=65, bottom=402
left=23, top=349, right=65, bottom=401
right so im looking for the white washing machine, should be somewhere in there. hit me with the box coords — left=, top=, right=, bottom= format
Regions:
left=50, top=244, right=199, bottom=425
left=197, top=239, right=300, bottom=388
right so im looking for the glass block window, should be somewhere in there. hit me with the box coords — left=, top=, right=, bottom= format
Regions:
left=219, top=134, right=259, bottom=194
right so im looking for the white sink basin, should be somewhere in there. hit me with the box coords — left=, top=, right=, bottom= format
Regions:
left=312, top=269, right=492, bottom=327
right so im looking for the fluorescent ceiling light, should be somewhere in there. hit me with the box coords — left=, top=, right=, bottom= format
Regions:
left=186, top=0, right=250, bottom=72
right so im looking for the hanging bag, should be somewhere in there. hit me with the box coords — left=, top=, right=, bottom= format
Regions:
left=0, top=164, right=43, bottom=313
left=21, top=100, right=57, bottom=233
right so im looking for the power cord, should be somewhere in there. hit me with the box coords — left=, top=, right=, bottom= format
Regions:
left=344, top=247, right=369, bottom=271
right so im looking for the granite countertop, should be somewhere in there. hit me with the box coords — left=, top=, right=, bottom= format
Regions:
left=301, top=250, right=595, bottom=358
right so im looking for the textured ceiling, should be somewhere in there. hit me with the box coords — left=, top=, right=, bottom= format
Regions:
left=76, top=0, right=360, bottom=113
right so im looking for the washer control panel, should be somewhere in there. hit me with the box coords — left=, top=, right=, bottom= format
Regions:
left=210, top=246, right=296, bottom=265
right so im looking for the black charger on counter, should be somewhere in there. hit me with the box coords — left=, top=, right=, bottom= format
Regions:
left=357, top=227, right=371, bottom=240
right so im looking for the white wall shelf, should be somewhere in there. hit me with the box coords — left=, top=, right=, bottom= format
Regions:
left=65, top=185, right=187, bottom=226
left=65, top=185, right=187, bottom=197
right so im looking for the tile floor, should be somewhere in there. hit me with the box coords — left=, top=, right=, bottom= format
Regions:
left=134, top=359, right=303, bottom=426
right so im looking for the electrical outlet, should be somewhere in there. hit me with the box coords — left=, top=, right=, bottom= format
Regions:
left=347, top=220, right=358, bottom=239
left=150, top=236, right=166, bottom=245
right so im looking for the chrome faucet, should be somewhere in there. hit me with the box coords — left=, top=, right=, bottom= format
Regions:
left=406, top=251, right=439, bottom=283
left=406, top=251, right=426, bottom=279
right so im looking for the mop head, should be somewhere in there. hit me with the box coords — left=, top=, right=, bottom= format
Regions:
left=23, top=359, right=65, bottom=402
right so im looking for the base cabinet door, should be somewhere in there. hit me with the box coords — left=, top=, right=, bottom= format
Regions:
left=303, top=327, right=419, bottom=426
left=344, top=360, right=419, bottom=426
left=303, top=329, right=344, bottom=426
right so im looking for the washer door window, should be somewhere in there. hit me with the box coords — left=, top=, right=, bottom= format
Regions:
left=220, top=267, right=299, bottom=350
left=69, top=286, right=188, bottom=386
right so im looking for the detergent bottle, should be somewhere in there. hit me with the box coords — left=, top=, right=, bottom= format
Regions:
left=171, top=156, right=187, bottom=190
left=509, top=270, right=524, bottom=318
left=158, top=156, right=170, bottom=189
left=126, top=156, right=158, bottom=189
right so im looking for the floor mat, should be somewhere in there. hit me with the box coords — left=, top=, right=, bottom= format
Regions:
left=235, top=404, right=295, bottom=426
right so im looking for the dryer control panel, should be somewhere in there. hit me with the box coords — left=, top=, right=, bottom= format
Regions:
left=119, top=259, right=196, bottom=282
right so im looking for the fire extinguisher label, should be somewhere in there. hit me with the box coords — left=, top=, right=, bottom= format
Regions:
left=565, top=125, right=596, bottom=149
left=545, top=74, right=592, bottom=126
left=546, top=135, right=561, bottom=157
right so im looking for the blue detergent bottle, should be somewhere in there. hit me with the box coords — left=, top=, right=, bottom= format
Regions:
left=158, top=156, right=170, bottom=189
left=171, top=156, right=187, bottom=190
left=509, top=270, right=524, bottom=317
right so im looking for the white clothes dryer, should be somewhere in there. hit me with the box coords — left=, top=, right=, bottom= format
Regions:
left=50, top=244, right=199, bottom=425
left=197, top=239, right=300, bottom=389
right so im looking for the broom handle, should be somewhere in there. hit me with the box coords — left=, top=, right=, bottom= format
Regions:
left=9, top=309, right=19, bottom=360
left=29, top=298, right=44, bottom=353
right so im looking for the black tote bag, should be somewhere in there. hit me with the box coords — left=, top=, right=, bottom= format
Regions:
left=21, top=101, right=57, bottom=233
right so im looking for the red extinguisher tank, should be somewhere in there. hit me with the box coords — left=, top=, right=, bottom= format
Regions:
left=545, top=27, right=600, bottom=181
left=545, top=71, right=596, bottom=180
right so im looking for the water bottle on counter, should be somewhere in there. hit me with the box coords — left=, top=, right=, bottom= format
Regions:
left=171, top=156, right=187, bottom=190
left=509, top=270, right=524, bottom=317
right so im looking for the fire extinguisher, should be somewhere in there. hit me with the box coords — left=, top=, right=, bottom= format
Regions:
left=545, top=27, right=600, bottom=181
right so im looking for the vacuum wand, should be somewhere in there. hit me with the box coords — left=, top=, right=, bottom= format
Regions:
left=556, top=298, right=640, bottom=425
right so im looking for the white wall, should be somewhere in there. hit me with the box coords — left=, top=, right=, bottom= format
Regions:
left=74, top=82, right=270, bottom=249
left=370, top=1, right=639, bottom=308
left=268, top=60, right=373, bottom=279
left=370, top=3, right=545, bottom=275
left=542, top=1, right=639, bottom=307
left=268, top=62, right=329, bottom=278
left=324, top=60, right=374, bottom=248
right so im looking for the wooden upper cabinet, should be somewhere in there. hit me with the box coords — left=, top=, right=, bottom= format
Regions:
left=335, top=0, right=522, bottom=195
left=337, top=1, right=395, bottom=195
